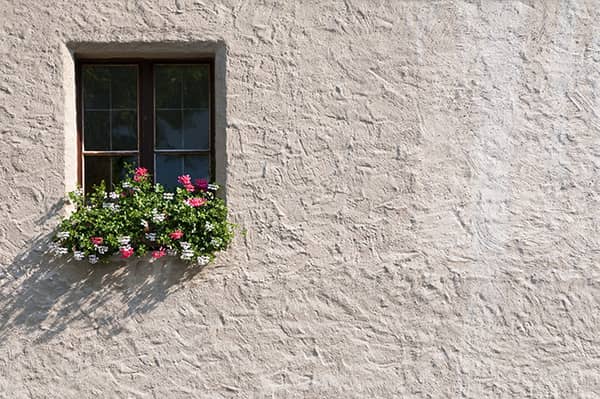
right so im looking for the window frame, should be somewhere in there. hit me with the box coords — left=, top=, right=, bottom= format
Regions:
left=75, top=57, right=216, bottom=190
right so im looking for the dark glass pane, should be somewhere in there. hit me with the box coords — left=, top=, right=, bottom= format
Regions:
left=155, top=110, right=182, bottom=149
left=112, top=110, right=137, bottom=150
left=85, top=156, right=137, bottom=194
left=110, top=67, right=137, bottom=109
left=84, top=156, right=110, bottom=194
left=182, top=65, right=209, bottom=108
left=83, top=67, right=110, bottom=109
left=183, top=110, right=209, bottom=150
left=82, top=65, right=137, bottom=109
left=112, top=156, right=137, bottom=185
left=155, top=66, right=182, bottom=108
left=155, top=154, right=209, bottom=190
left=185, top=155, right=210, bottom=179
left=82, top=65, right=138, bottom=152
left=83, top=111, right=110, bottom=150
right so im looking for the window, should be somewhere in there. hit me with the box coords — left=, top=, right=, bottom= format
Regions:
left=76, top=59, right=214, bottom=193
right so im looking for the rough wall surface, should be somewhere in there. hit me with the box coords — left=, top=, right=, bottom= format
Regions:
left=1, top=0, right=600, bottom=397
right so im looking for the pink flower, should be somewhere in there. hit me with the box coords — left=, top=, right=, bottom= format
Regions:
left=133, top=167, right=149, bottom=182
left=169, top=230, right=184, bottom=240
left=152, top=248, right=166, bottom=259
left=185, top=197, right=207, bottom=207
left=120, top=246, right=134, bottom=258
left=90, top=237, right=103, bottom=245
left=178, top=175, right=194, bottom=192
left=194, top=178, right=208, bottom=191
left=177, top=174, right=191, bottom=185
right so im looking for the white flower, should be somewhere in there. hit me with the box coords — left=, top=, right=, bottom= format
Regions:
left=57, top=231, right=70, bottom=239
left=97, top=245, right=109, bottom=254
left=151, top=209, right=165, bottom=222
left=163, top=192, right=174, bottom=200
left=74, top=251, right=85, bottom=261
left=197, top=255, right=210, bottom=266
left=56, top=247, right=68, bottom=255
left=141, top=219, right=149, bottom=228
left=152, top=213, right=165, bottom=223
left=167, top=248, right=177, bottom=256
left=118, top=236, right=131, bottom=246
left=180, top=249, right=194, bottom=260
left=180, top=241, right=191, bottom=250
left=205, top=222, right=214, bottom=232
left=102, top=202, right=119, bottom=211
left=208, top=183, right=219, bottom=191
left=145, top=233, right=156, bottom=241
left=122, top=182, right=131, bottom=188
left=210, top=238, right=222, bottom=248
left=109, top=191, right=119, bottom=200
left=74, top=188, right=84, bottom=197
left=88, top=255, right=98, bottom=264
left=103, top=192, right=108, bottom=199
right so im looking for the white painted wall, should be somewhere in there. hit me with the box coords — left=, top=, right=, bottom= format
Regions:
left=1, top=1, right=599, bottom=397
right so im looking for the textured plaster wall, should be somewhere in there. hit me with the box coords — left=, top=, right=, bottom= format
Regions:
left=1, top=0, right=600, bottom=397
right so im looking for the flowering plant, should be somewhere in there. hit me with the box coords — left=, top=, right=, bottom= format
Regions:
left=49, top=166, right=233, bottom=265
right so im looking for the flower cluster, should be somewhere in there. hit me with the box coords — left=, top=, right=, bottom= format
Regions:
left=50, top=166, right=233, bottom=265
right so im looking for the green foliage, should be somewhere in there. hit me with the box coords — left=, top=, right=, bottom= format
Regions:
left=50, top=167, right=234, bottom=265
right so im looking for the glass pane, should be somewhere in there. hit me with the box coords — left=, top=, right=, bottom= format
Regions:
left=156, top=110, right=182, bottom=149
left=111, top=156, right=137, bottom=185
left=83, top=110, right=110, bottom=150
left=112, top=110, right=137, bottom=150
left=82, top=65, right=137, bottom=110
left=155, top=64, right=210, bottom=150
left=83, top=67, right=110, bottom=109
left=182, top=65, right=209, bottom=108
left=110, top=67, right=137, bottom=109
left=155, top=66, right=182, bottom=109
left=84, top=156, right=110, bottom=194
left=84, top=156, right=137, bottom=194
left=82, top=65, right=138, bottom=151
left=155, top=154, right=209, bottom=190
left=183, top=110, right=209, bottom=150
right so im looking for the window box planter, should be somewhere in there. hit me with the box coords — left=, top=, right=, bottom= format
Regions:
left=49, top=167, right=233, bottom=266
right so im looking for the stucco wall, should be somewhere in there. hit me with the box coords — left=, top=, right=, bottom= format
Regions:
left=1, top=1, right=599, bottom=397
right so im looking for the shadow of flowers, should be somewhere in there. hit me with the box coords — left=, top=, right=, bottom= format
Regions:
left=0, top=233, right=207, bottom=343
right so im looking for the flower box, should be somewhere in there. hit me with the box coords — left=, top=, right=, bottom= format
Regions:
left=49, top=167, right=233, bottom=265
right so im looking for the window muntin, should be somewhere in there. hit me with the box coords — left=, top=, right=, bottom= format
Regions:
left=78, top=60, right=213, bottom=193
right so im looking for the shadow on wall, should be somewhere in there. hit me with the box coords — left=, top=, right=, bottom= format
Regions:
left=0, top=230, right=207, bottom=343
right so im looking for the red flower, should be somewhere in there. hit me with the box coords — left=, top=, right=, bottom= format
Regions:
left=169, top=230, right=184, bottom=240
left=185, top=197, right=207, bottom=207
left=184, top=183, right=195, bottom=192
left=134, top=167, right=149, bottom=182
left=90, top=237, right=103, bottom=245
left=152, top=248, right=166, bottom=259
left=120, top=246, right=134, bottom=258
left=135, top=167, right=148, bottom=176
left=194, top=178, right=208, bottom=191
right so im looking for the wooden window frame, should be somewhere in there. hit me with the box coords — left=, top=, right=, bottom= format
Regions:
left=75, top=58, right=216, bottom=189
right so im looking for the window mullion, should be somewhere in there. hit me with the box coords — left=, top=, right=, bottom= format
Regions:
left=139, top=61, right=155, bottom=177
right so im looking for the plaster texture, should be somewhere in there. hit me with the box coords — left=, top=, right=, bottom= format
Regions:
left=1, top=0, right=600, bottom=397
